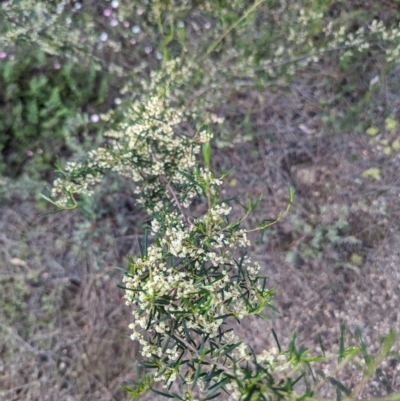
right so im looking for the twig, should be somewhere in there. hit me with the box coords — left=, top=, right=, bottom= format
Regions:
left=165, top=180, right=190, bottom=224
left=198, top=0, right=266, bottom=63
left=256, top=42, right=383, bottom=72
left=151, top=150, right=191, bottom=224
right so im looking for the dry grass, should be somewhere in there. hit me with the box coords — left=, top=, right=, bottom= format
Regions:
left=0, top=178, right=143, bottom=401
left=2, top=2, right=400, bottom=399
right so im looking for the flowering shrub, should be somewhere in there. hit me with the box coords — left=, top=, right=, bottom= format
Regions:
left=45, top=58, right=400, bottom=400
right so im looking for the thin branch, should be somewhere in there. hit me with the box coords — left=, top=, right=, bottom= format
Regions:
left=256, top=41, right=384, bottom=72
left=198, top=0, right=266, bottom=63
left=165, top=179, right=190, bottom=225
left=151, top=150, right=191, bottom=224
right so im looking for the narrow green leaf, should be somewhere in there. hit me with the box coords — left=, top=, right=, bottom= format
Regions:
left=200, top=392, right=222, bottom=400
left=271, top=329, right=281, bottom=353
left=202, top=142, right=211, bottom=169
left=206, top=376, right=231, bottom=394
left=355, top=326, right=373, bottom=367
left=138, top=237, right=144, bottom=258
left=144, top=228, right=149, bottom=258
left=150, top=387, right=175, bottom=398
left=219, top=342, right=241, bottom=357
left=191, top=362, right=202, bottom=390
left=145, top=310, right=153, bottom=331
left=139, top=360, right=159, bottom=369
left=318, top=334, right=326, bottom=357
left=327, top=377, right=351, bottom=399
left=216, top=196, right=238, bottom=205
left=39, top=193, right=61, bottom=208
left=182, top=320, right=192, bottom=344
left=338, top=322, right=345, bottom=363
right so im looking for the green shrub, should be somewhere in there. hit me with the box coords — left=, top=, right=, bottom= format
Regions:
left=0, top=50, right=110, bottom=177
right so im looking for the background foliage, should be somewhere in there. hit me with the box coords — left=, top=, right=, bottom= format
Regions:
left=1, top=0, right=400, bottom=400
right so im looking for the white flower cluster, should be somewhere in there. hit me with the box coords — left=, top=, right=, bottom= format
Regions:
left=123, top=221, right=264, bottom=335
left=51, top=92, right=212, bottom=210
left=256, top=347, right=290, bottom=372
left=324, top=15, right=400, bottom=63
left=223, top=347, right=292, bottom=400
left=1, top=1, right=98, bottom=62
left=121, top=193, right=269, bottom=392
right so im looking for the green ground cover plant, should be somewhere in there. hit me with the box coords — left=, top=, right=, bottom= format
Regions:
left=0, top=0, right=115, bottom=177
left=0, top=50, right=110, bottom=177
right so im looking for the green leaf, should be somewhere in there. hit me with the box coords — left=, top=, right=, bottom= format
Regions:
left=202, top=141, right=211, bottom=169
left=219, top=342, right=242, bottom=357
left=191, top=361, right=202, bottom=390
left=150, top=387, right=175, bottom=398
left=138, top=237, right=145, bottom=257
left=200, top=393, right=222, bottom=400
left=366, top=126, right=379, bottom=136
left=206, top=376, right=231, bottom=394
left=318, top=333, right=326, bottom=357
left=144, top=229, right=149, bottom=258
left=362, top=167, right=381, bottom=181
left=182, top=320, right=192, bottom=344
left=271, top=329, right=281, bottom=353
left=327, top=377, right=351, bottom=397
left=139, top=360, right=159, bottom=369
left=338, top=322, right=345, bottom=363
left=39, top=193, right=61, bottom=208
left=385, top=117, right=397, bottom=131
left=355, top=326, right=373, bottom=367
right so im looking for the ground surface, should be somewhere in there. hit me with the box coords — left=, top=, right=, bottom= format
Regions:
left=2, top=83, right=400, bottom=399
left=2, top=2, right=400, bottom=400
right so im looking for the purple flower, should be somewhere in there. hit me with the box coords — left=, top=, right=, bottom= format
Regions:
left=204, top=22, right=211, bottom=30
left=144, top=46, right=153, bottom=54
left=130, top=38, right=137, bottom=45
left=123, top=21, right=130, bottom=28
left=90, top=114, right=100, bottom=123
left=54, top=62, right=61, bottom=69
left=0, top=51, right=7, bottom=59
left=103, top=8, right=112, bottom=17
left=26, top=150, right=34, bottom=157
